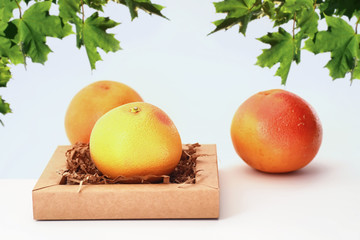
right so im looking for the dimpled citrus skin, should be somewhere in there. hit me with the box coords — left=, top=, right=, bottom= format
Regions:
left=65, top=80, right=143, bottom=144
left=89, top=102, right=182, bottom=179
left=231, top=89, right=323, bottom=173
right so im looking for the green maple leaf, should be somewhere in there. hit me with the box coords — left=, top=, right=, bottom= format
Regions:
left=0, top=58, right=11, bottom=87
left=320, top=0, right=360, bottom=19
left=254, top=0, right=318, bottom=85
left=256, top=27, right=301, bottom=85
left=276, top=0, right=319, bottom=38
left=210, top=0, right=262, bottom=35
left=0, top=24, right=24, bottom=65
left=59, top=1, right=121, bottom=69
left=84, top=0, right=108, bottom=11
left=304, top=16, right=360, bottom=80
left=274, top=0, right=314, bottom=27
left=0, top=0, right=23, bottom=64
left=353, top=60, right=360, bottom=80
left=296, top=6, right=319, bottom=38
left=77, top=12, right=120, bottom=70
left=124, top=0, right=137, bottom=19
left=0, top=96, right=11, bottom=113
left=58, top=0, right=83, bottom=49
left=281, top=0, right=313, bottom=13
left=262, top=0, right=275, bottom=19
left=58, top=0, right=81, bottom=21
left=115, top=0, right=167, bottom=20
left=0, top=95, right=11, bottom=125
left=0, top=0, right=18, bottom=22
left=11, top=1, right=73, bottom=64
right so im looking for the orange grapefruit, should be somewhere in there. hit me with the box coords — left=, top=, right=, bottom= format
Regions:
left=65, top=80, right=143, bottom=144
left=231, top=89, right=322, bottom=173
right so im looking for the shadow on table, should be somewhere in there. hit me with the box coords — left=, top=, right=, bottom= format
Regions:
left=218, top=161, right=330, bottom=220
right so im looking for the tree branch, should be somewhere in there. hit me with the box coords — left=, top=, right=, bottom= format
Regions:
left=14, top=0, right=22, bottom=18
left=81, top=0, right=85, bottom=23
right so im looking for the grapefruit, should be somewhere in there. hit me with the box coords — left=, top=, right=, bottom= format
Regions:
left=65, top=80, right=143, bottom=144
left=89, top=102, right=182, bottom=179
left=230, top=89, right=322, bottom=173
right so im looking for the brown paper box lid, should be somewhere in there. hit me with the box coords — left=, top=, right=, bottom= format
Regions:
left=32, top=144, right=219, bottom=219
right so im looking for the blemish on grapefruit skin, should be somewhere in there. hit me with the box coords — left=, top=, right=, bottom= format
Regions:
left=155, top=110, right=171, bottom=125
left=99, top=84, right=110, bottom=90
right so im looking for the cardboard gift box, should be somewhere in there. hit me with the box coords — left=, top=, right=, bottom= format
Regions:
left=32, top=144, right=219, bottom=220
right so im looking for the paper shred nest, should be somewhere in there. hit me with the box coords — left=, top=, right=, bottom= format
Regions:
left=60, top=143, right=200, bottom=185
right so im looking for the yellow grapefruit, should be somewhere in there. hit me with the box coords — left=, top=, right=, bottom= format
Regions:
left=89, top=102, right=182, bottom=179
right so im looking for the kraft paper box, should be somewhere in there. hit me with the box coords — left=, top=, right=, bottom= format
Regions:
left=32, top=144, right=219, bottom=220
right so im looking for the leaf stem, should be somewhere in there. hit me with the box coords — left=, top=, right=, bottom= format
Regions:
left=81, top=0, right=85, bottom=23
left=14, top=0, right=22, bottom=18
left=14, top=0, right=25, bottom=68
left=356, top=16, right=360, bottom=34
left=292, top=12, right=296, bottom=39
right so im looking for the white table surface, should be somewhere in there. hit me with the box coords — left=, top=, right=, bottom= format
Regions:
left=2, top=160, right=360, bottom=240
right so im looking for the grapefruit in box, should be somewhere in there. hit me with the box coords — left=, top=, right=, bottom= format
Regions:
left=65, top=81, right=143, bottom=144
left=89, top=102, right=182, bottom=180
left=231, top=89, right=322, bottom=173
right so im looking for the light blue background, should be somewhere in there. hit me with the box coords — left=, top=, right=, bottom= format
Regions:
left=1, top=0, right=359, bottom=178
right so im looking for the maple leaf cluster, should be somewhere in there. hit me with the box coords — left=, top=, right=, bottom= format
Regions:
left=0, top=0, right=166, bottom=124
left=211, top=0, right=360, bottom=84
